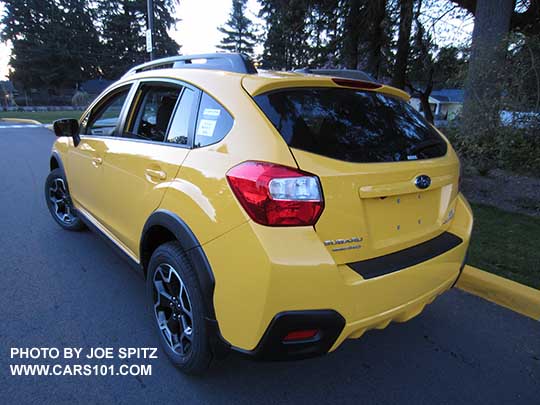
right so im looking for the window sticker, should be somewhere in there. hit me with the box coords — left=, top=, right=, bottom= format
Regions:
left=197, top=119, right=217, bottom=137
left=203, top=108, right=221, bottom=117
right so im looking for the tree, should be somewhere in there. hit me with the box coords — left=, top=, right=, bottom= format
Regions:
left=217, top=0, right=258, bottom=58
left=364, top=0, right=390, bottom=78
left=304, top=0, right=341, bottom=68
left=99, top=0, right=146, bottom=79
left=403, top=1, right=469, bottom=123
left=259, top=0, right=312, bottom=70
left=432, top=46, right=468, bottom=89
left=407, top=0, right=436, bottom=122
left=460, top=0, right=513, bottom=132
left=341, top=0, right=390, bottom=79
left=452, top=0, right=540, bottom=36
left=1, top=0, right=102, bottom=99
left=391, top=0, right=414, bottom=89
left=99, top=0, right=180, bottom=79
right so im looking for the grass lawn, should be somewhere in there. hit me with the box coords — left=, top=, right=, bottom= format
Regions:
left=469, top=203, right=540, bottom=289
left=0, top=110, right=83, bottom=124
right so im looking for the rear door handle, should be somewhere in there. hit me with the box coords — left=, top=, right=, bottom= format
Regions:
left=145, top=168, right=167, bottom=180
left=92, top=157, right=103, bottom=166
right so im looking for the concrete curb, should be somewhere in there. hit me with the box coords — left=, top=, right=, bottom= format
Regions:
left=456, top=265, right=540, bottom=321
left=0, top=118, right=42, bottom=125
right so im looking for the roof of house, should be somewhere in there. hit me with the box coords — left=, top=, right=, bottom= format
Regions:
left=430, top=89, right=464, bottom=103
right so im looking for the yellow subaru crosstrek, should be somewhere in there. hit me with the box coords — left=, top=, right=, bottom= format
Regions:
left=45, top=53, right=472, bottom=374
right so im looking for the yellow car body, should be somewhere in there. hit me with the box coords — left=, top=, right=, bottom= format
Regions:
left=49, top=58, right=472, bottom=361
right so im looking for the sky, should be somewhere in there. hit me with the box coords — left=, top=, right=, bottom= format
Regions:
left=0, top=0, right=472, bottom=81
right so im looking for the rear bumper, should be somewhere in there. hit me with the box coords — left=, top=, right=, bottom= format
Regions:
left=236, top=310, right=346, bottom=361
left=204, top=193, right=473, bottom=358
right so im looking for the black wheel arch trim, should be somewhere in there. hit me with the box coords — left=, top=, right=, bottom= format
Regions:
left=140, top=210, right=216, bottom=319
left=50, top=151, right=65, bottom=173
left=49, top=152, right=77, bottom=208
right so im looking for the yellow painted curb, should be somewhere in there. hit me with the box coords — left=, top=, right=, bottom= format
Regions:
left=456, top=265, right=540, bottom=321
left=0, top=117, right=42, bottom=125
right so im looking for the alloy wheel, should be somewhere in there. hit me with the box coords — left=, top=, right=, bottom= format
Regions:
left=152, top=263, right=194, bottom=356
left=48, top=178, right=76, bottom=224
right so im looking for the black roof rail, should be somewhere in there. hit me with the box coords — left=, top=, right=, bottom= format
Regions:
left=123, top=53, right=257, bottom=78
left=294, top=68, right=376, bottom=83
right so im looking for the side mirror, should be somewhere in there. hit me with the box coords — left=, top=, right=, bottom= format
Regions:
left=53, top=118, right=80, bottom=147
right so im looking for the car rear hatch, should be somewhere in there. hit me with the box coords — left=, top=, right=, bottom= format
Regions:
left=250, top=83, right=460, bottom=265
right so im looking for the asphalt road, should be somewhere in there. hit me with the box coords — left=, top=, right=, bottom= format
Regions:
left=0, top=124, right=539, bottom=404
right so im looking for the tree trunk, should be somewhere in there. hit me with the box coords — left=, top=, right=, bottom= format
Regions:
left=365, top=0, right=387, bottom=79
left=462, top=0, right=513, bottom=130
left=391, top=0, right=414, bottom=89
left=342, top=0, right=362, bottom=69
left=420, top=93, right=434, bottom=124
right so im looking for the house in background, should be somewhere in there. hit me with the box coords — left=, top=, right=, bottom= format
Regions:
left=409, top=89, right=464, bottom=124
left=0, top=81, right=17, bottom=109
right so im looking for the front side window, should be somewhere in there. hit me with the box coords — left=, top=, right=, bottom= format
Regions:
left=85, top=88, right=129, bottom=136
left=126, top=85, right=182, bottom=142
left=194, top=93, right=233, bottom=148
left=254, top=88, right=447, bottom=163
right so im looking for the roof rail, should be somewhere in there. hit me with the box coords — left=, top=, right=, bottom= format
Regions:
left=294, top=68, right=376, bottom=83
left=123, top=53, right=258, bottom=78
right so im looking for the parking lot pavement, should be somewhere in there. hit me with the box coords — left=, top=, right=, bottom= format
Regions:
left=0, top=126, right=539, bottom=405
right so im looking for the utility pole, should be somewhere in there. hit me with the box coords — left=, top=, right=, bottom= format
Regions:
left=146, top=0, right=155, bottom=60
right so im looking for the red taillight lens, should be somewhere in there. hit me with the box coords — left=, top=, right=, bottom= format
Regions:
left=283, top=329, right=319, bottom=342
left=226, top=161, right=324, bottom=226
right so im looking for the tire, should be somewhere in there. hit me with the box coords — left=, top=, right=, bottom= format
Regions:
left=44, top=168, right=85, bottom=231
left=146, top=241, right=212, bottom=374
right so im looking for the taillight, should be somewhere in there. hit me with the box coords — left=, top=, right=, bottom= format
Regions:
left=226, top=161, right=324, bottom=226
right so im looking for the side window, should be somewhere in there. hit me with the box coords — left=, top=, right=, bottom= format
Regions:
left=194, top=93, right=233, bottom=148
left=165, top=88, right=196, bottom=145
left=85, top=89, right=129, bottom=136
left=126, top=85, right=182, bottom=142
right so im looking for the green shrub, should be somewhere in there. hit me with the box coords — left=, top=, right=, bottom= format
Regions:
left=442, top=123, right=540, bottom=176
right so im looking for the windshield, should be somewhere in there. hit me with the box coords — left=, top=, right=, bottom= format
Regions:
left=253, top=88, right=447, bottom=163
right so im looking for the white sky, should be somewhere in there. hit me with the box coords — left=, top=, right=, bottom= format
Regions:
left=0, top=0, right=472, bottom=81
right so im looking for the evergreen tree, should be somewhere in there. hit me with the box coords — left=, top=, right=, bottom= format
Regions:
left=99, top=0, right=146, bottom=79
left=343, top=0, right=392, bottom=79
left=217, top=0, right=258, bottom=58
left=259, top=0, right=311, bottom=70
left=259, top=0, right=392, bottom=74
left=305, top=0, right=340, bottom=67
left=98, top=0, right=180, bottom=79
left=1, top=0, right=102, bottom=97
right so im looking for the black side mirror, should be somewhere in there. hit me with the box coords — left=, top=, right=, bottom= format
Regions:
left=53, top=118, right=80, bottom=147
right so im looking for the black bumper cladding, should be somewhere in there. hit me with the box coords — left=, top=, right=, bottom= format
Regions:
left=239, top=310, right=346, bottom=361
left=347, top=232, right=463, bottom=279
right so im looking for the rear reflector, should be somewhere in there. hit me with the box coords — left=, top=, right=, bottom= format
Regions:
left=332, top=78, right=382, bottom=90
left=283, top=329, right=319, bottom=342
left=226, top=161, right=324, bottom=226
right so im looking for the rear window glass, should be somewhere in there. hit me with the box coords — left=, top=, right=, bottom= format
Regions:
left=194, top=93, right=233, bottom=148
left=253, top=88, right=447, bottom=163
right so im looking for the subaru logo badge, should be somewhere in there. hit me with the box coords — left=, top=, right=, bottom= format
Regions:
left=415, top=175, right=431, bottom=189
